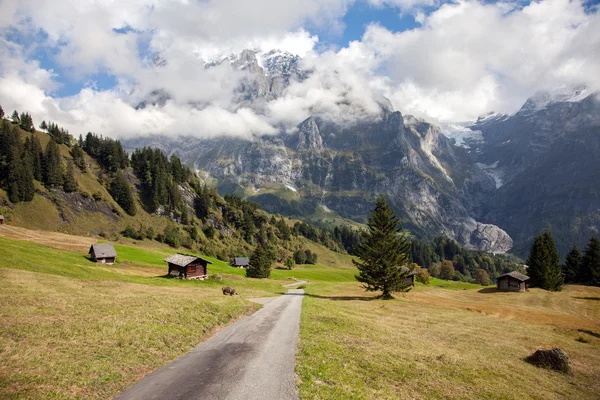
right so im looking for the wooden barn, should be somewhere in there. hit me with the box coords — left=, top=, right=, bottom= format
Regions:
left=233, top=257, right=249, bottom=269
left=0, top=215, right=4, bottom=225
left=400, top=265, right=418, bottom=286
left=497, top=271, right=530, bottom=292
left=89, top=243, right=117, bottom=264
left=165, top=253, right=212, bottom=280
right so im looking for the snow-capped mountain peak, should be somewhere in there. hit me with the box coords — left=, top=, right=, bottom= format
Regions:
left=518, top=84, right=589, bottom=115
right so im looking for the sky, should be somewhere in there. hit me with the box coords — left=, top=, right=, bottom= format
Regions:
left=0, top=0, right=599, bottom=139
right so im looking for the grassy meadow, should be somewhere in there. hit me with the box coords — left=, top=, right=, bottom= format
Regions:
left=296, top=282, right=600, bottom=399
left=1, top=225, right=600, bottom=399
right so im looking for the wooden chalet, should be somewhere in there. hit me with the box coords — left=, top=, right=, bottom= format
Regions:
left=233, top=257, right=249, bottom=269
left=165, top=253, right=212, bottom=280
left=400, top=265, right=418, bottom=286
left=89, top=243, right=117, bottom=264
left=497, top=271, right=530, bottom=292
left=0, top=215, right=4, bottom=225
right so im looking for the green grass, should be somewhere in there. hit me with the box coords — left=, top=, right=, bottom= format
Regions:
left=296, top=282, right=600, bottom=399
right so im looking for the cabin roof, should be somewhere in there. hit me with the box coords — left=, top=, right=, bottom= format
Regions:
left=164, top=253, right=212, bottom=267
left=497, top=271, right=530, bottom=281
left=234, top=257, right=249, bottom=265
left=89, top=243, right=117, bottom=258
left=400, top=265, right=418, bottom=276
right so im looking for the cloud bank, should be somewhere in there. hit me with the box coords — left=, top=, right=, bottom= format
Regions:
left=0, top=0, right=598, bottom=139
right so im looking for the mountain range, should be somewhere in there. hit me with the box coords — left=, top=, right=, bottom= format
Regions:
left=124, top=50, right=600, bottom=257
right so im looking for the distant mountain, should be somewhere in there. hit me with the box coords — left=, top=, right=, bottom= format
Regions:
left=124, top=108, right=514, bottom=253
left=458, top=86, right=600, bottom=255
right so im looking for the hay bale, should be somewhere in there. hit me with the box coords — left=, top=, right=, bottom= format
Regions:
left=525, top=348, right=571, bottom=374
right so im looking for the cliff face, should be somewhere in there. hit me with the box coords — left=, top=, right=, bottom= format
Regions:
left=125, top=110, right=513, bottom=253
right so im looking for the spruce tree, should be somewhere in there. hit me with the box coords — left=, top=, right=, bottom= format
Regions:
left=246, top=245, right=274, bottom=278
left=563, top=245, right=582, bottom=284
left=11, top=110, right=19, bottom=124
left=0, top=105, right=4, bottom=119
left=43, top=139, right=64, bottom=187
left=581, top=237, right=600, bottom=286
left=353, top=196, right=412, bottom=299
left=110, top=171, right=136, bottom=216
left=63, top=160, right=78, bottom=193
left=526, top=231, right=563, bottom=291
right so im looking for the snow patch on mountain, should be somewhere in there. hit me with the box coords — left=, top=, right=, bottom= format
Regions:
left=518, top=84, right=589, bottom=115
left=476, top=161, right=505, bottom=188
left=440, top=122, right=484, bottom=148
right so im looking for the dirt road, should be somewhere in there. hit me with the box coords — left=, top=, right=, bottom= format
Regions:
left=115, top=289, right=305, bottom=400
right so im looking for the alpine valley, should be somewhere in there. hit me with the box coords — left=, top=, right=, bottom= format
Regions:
left=124, top=50, right=600, bottom=257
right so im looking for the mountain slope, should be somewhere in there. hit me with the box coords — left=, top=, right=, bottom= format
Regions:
left=125, top=110, right=513, bottom=252
left=468, top=88, right=600, bottom=255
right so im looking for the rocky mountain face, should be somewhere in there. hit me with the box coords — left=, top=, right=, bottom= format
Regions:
left=125, top=109, right=514, bottom=253
left=129, top=53, right=599, bottom=256
left=459, top=87, right=600, bottom=255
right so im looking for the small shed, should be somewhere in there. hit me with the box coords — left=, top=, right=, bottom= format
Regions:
left=0, top=215, right=4, bottom=225
left=497, top=271, right=530, bottom=292
left=89, top=243, right=117, bottom=264
left=165, top=253, right=212, bottom=280
left=400, top=265, right=418, bottom=286
left=233, top=257, right=249, bottom=268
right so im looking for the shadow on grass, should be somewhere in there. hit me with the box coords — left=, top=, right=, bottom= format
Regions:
left=572, top=297, right=600, bottom=301
left=578, top=329, right=600, bottom=339
left=477, top=287, right=499, bottom=294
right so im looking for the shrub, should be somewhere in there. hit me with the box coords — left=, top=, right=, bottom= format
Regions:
left=416, top=268, right=431, bottom=284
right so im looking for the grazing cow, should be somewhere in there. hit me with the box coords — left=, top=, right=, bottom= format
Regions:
left=222, top=286, right=237, bottom=296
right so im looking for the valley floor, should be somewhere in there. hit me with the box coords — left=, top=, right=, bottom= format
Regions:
left=0, top=226, right=599, bottom=399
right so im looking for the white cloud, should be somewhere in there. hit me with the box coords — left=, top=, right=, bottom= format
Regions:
left=0, top=0, right=599, bottom=140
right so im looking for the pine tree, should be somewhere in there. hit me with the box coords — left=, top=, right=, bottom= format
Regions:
left=110, top=171, right=136, bottom=216
left=246, top=245, right=274, bottom=278
left=353, top=196, right=412, bottom=299
left=18, top=153, right=35, bottom=202
left=0, top=105, right=4, bottom=119
left=526, top=231, right=563, bottom=291
left=11, top=110, right=19, bottom=124
left=63, top=160, right=78, bottom=193
left=39, top=121, right=48, bottom=130
left=563, top=245, right=582, bottom=284
left=581, top=237, right=600, bottom=286
left=43, top=139, right=63, bottom=187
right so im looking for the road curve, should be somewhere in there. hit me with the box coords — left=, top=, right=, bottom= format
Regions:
left=115, top=289, right=304, bottom=400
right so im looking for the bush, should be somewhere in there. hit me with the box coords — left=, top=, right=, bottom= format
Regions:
left=284, top=257, right=295, bottom=270
left=416, top=268, right=431, bottom=284
left=92, top=191, right=103, bottom=201
left=440, top=260, right=456, bottom=280
left=474, top=268, right=491, bottom=286
left=163, top=225, right=181, bottom=248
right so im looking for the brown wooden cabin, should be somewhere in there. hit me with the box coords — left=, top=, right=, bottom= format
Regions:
left=89, top=243, right=117, bottom=264
left=233, top=257, right=249, bottom=269
left=497, top=271, right=530, bottom=292
left=0, top=215, right=4, bottom=225
left=400, top=265, right=418, bottom=286
left=165, top=253, right=212, bottom=280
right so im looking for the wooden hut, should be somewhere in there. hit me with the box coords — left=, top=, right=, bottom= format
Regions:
left=89, top=243, right=117, bottom=264
left=496, top=271, right=530, bottom=292
left=400, top=265, right=418, bottom=286
left=165, top=253, right=212, bottom=280
left=233, top=257, right=249, bottom=269
left=0, top=215, right=4, bottom=225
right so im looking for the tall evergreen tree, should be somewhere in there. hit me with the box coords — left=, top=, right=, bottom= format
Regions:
left=110, top=171, right=136, bottom=216
left=353, top=196, right=412, bottom=299
left=526, top=231, right=563, bottom=291
left=581, top=237, right=600, bottom=286
left=0, top=105, right=4, bottom=119
left=563, top=245, right=582, bottom=284
left=63, top=160, right=78, bottom=193
left=39, top=121, right=48, bottom=130
left=43, top=139, right=63, bottom=187
left=11, top=110, right=19, bottom=124
left=246, top=245, right=274, bottom=278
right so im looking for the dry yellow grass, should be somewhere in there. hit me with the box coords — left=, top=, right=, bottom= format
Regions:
left=0, top=268, right=260, bottom=399
left=0, top=224, right=96, bottom=252
left=297, top=282, right=600, bottom=399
